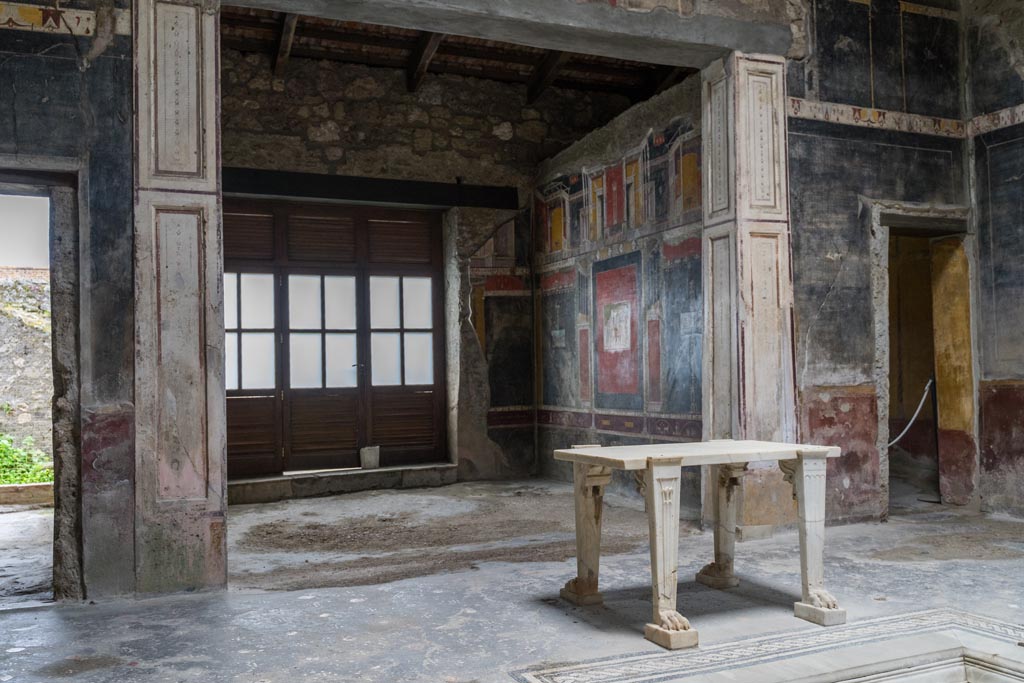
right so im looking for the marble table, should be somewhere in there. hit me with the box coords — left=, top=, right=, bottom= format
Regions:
left=555, top=439, right=846, bottom=649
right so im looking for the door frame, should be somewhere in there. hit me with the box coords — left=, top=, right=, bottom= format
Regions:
left=223, top=196, right=448, bottom=476
left=864, top=198, right=978, bottom=513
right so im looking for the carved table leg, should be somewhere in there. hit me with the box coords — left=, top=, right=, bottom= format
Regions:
left=561, top=461, right=612, bottom=606
left=643, top=460, right=698, bottom=649
left=696, top=463, right=744, bottom=589
left=782, top=455, right=847, bottom=626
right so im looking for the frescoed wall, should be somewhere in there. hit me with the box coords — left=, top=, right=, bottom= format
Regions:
left=467, top=212, right=536, bottom=478
left=530, top=78, right=705, bottom=514
left=787, top=0, right=966, bottom=522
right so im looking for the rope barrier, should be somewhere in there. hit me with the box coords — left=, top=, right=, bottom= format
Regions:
left=887, top=378, right=934, bottom=448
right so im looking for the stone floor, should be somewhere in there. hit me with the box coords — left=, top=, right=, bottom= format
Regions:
left=0, top=505, right=52, bottom=609
left=0, top=480, right=1022, bottom=682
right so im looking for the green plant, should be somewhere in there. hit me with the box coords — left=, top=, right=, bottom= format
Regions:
left=0, top=433, right=54, bottom=485
left=0, top=403, right=13, bottom=416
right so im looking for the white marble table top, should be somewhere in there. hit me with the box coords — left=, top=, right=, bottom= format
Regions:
left=553, top=439, right=840, bottom=470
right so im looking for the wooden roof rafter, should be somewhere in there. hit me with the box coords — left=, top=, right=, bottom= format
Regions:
left=219, top=6, right=698, bottom=103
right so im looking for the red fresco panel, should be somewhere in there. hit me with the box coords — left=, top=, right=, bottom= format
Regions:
left=595, top=264, right=639, bottom=395
left=605, top=165, right=624, bottom=227
left=663, top=236, right=701, bottom=262
left=540, top=269, right=575, bottom=292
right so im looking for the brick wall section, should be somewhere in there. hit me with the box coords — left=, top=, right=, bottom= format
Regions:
left=0, top=269, right=53, bottom=457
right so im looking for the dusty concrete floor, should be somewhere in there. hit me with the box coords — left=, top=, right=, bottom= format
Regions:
left=0, top=506, right=52, bottom=608
left=228, top=481, right=664, bottom=591
left=1, top=481, right=1022, bottom=682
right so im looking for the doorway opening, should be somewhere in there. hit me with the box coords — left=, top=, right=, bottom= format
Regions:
left=881, top=211, right=977, bottom=513
left=0, top=191, right=54, bottom=607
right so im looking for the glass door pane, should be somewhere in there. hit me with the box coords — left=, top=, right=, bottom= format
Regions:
left=289, top=333, right=322, bottom=388
left=241, top=333, right=275, bottom=389
left=370, top=276, right=401, bottom=328
left=403, top=332, right=433, bottom=385
left=326, top=334, right=358, bottom=387
left=402, top=277, right=432, bottom=329
left=289, top=275, right=321, bottom=329
left=371, top=333, right=402, bottom=386
left=325, top=276, right=356, bottom=330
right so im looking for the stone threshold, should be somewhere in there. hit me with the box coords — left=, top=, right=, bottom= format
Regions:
left=228, top=463, right=458, bottom=505
left=0, top=482, right=54, bottom=506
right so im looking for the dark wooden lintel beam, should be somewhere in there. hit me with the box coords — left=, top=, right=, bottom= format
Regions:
left=527, top=50, right=571, bottom=103
left=222, top=167, right=519, bottom=210
left=273, top=13, right=299, bottom=78
left=407, top=31, right=446, bottom=92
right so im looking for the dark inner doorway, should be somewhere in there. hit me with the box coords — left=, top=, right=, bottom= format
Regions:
left=888, top=235, right=941, bottom=509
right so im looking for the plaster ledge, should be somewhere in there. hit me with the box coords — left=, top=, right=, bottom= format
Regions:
left=228, top=463, right=458, bottom=505
left=0, top=482, right=54, bottom=506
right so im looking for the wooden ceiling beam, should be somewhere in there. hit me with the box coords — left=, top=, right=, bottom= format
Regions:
left=649, top=66, right=690, bottom=98
left=407, top=31, right=446, bottom=92
left=527, top=50, right=571, bottom=103
left=273, top=13, right=299, bottom=78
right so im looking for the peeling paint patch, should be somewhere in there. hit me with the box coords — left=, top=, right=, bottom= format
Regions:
left=801, top=386, right=882, bottom=521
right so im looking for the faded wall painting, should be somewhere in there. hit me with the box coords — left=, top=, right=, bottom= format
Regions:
left=535, top=117, right=703, bottom=443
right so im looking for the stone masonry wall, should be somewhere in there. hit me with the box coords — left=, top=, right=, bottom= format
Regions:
left=221, top=49, right=631, bottom=202
left=0, top=269, right=53, bottom=457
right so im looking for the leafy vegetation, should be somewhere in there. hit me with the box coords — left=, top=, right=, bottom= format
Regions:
left=0, top=434, right=53, bottom=485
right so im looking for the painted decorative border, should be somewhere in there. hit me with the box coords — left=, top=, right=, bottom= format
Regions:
left=788, top=97, right=965, bottom=138
left=0, top=1, right=130, bottom=36
left=899, top=1, right=959, bottom=21
left=510, top=609, right=1024, bottom=683
left=791, top=97, right=1024, bottom=139
left=969, top=102, right=1024, bottom=137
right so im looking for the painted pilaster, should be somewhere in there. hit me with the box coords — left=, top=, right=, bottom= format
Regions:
left=133, top=0, right=226, bottom=592
left=701, top=53, right=798, bottom=531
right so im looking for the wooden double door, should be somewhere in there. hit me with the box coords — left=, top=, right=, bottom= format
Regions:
left=223, top=198, right=446, bottom=478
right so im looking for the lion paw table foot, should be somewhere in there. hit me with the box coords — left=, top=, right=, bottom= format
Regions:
left=794, top=601, right=847, bottom=626
left=560, top=579, right=603, bottom=606
left=695, top=562, right=739, bottom=589
left=644, top=623, right=699, bottom=649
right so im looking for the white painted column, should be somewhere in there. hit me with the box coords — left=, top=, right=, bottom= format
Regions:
left=700, top=53, right=798, bottom=564
left=133, top=0, right=226, bottom=592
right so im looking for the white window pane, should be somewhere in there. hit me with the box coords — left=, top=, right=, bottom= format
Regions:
left=370, top=276, right=400, bottom=329
left=289, top=275, right=321, bottom=329
left=241, top=333, right=275, bottom=390
left=371, top=333, right=401, bottom=386
left=325, top=276, right=357, bottom=330
left=289, top=333, right=322, bottom=389
left=224, top=273, right=238, bottom=329
left=326, top=334, right=358, bottom=388
left=404, top=333, right=433, bottom=385
left=225, top=332, right=239, bottom=391
left=403, top=277, right=432, bottom=329
left=240, top=274, right=275, bottom=329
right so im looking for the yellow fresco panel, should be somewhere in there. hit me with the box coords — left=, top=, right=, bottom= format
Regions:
left=550, top=204, right=565, bottom=252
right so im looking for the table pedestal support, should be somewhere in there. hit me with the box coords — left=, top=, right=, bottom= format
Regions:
left=782, top=455, right=847, bottom=626
left=644, top=460, right=698, bottom=649
left=561, top=461, right=612, bottom=606
left=696, top=463, right=744, bottom=589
